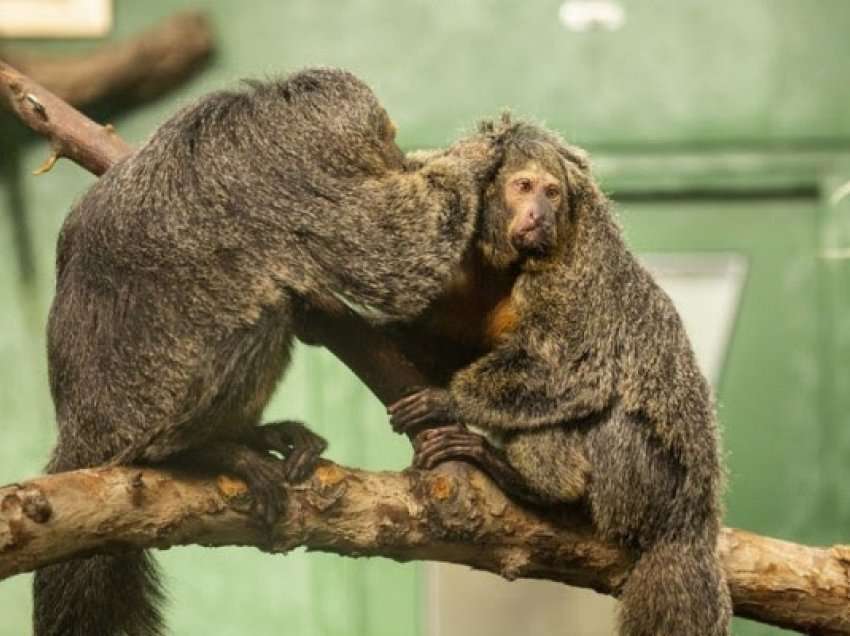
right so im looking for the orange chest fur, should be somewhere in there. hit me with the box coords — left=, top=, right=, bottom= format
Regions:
left=426, top=266, right=520, bottom=351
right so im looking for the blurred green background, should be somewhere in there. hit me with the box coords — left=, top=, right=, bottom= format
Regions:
left=1, top=1, right=849, bottom=634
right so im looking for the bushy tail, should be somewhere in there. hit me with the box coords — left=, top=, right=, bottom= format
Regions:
left=618, top=538, right=731, bottom=636
left=33, top=550, right=164, bottom=636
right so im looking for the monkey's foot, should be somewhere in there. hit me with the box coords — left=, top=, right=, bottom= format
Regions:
left=413, top=425, right=547, bottom=506
left=388, top=387, right=457, bottom=435
left=173, top=442, right=290, bottom=527
left=413, top=424, right=497, bottom=469
left=248, top=421, right=328, bottom=483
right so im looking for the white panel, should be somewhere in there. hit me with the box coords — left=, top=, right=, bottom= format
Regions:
left=0, top=0, right=111, bottom=37
left=643, top=253, right=748, bottom=386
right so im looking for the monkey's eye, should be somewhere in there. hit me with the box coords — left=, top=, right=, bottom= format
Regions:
left=545, top=186, right=561, bottom=199
left=515, top=179, right=533, bottom=193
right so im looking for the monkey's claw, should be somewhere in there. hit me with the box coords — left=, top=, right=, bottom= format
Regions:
left=387, top=387, right=456, bottom=435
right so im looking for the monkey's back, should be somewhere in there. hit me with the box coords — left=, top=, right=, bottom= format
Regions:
left=506, top=246, right=724, bottom=543
left=45, top=74, right=370, bottom=467
left=47, top=68, right=486, bottom=470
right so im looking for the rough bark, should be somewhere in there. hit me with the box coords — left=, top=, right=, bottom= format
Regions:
left=2, top=57, right=849, bottom=636
left=2, top=463, right=849, bottom=635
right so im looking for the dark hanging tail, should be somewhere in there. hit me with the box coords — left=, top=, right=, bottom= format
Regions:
left=618, top=538, right=731, bottom=636
left=33, top=541, right=164, bottom=636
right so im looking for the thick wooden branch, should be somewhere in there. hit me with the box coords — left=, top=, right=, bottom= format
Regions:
left=1, top=11, right=214, bottom=108
left=2, top=464, right=849, bottom=635
left=3, top=59, right=849, bottom=635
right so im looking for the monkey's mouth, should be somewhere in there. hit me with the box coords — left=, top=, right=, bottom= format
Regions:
left=510, top=226, right=554, bottom=257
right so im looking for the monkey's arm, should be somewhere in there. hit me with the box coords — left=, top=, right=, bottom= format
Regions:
left=389, top=327, right=613, bottom=434
left=322, top=138, right=502, bottom=323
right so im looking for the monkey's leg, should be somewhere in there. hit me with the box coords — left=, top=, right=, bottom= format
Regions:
left=170, top=441, right=290, bottom=526
left=413, top=425, right=548, bottom=506
left=245, top=421, right=328, bottom=483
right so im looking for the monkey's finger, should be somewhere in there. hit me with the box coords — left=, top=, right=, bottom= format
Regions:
left=418, top=444, right=481, bottom=470
left=387, top=387, right=440, bottom=416
left=415, top=433, right=479, bottom=459
left=389, top=407, right=428, bottom=433
left=283, top=447, right=322, bottom=483
left=418, top=424, right=466, bottom=441
left=389, top=396, right=438, bottom=428
left=416, top=432, right=476, bottom=456
left=387, top=391, right=425, bottom=415
left=415, top=437, right=484, bottom=461
left=391, top=402, right=431, bottom=425
left=414, top=428, right=446, bottom=449
left=392, top=414, right=432, bottom=435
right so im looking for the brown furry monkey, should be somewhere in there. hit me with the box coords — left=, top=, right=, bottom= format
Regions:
left=390, top=117, right=732, bottom=636
left=35, top=68, right=502, bottom=636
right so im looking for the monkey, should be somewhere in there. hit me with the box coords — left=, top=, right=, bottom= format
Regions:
left=389, top=117, right=733, bottom=636
left=34, top=67, right=504, bottom=636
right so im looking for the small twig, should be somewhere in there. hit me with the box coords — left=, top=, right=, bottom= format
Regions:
left=32, top=150, right=59, bottom=176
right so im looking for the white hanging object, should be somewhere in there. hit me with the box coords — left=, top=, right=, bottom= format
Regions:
left=558, top=0, right=626, bottom=32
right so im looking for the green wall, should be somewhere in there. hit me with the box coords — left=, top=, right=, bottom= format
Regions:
left=2, top=1, right=849, bottom=634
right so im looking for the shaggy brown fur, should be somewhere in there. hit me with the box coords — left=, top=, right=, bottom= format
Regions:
left=35, top=68, right=502, bottom=636
left=391, top=117, right=732, bottom=636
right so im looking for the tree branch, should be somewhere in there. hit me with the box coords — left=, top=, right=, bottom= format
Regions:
left=2, top=463, right=849, bottom=635
left=0, top=58, right=131, bottom=176
left=0, top=10, right=214, bottom=176
left=2, top=58, right=849, bottom=636
left=1, top=10, right=214, bottom=109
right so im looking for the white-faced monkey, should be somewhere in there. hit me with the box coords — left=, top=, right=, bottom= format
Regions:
left=390, top=117, right=732, bottom=636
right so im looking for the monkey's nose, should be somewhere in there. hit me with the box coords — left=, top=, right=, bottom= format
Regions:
left=517, top=213, right=542, bottom=236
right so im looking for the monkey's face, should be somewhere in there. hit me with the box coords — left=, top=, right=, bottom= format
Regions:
left=480, top=156, right=568, bottom=269
left=504, top=162, right=562, bottom=256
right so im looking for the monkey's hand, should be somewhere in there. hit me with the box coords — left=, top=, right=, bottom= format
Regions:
left=413, top=423, right=492, bottom=469
left=387, top=387, right=458, bottom=436
left=412, top=424, right=549, bottom=506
